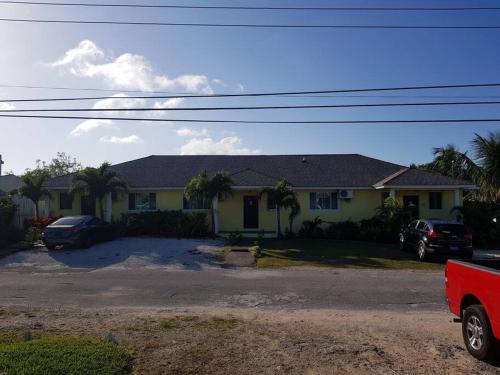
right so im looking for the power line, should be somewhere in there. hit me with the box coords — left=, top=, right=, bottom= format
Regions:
left=5, top=100, right=500, bottom=113
left=1, top=113, right=500, bottom=124
left=4, top=83, right=500, bottom=103
left=2, top=1, right=499, bottom=12
left=3, top=17, right=500, bottom=29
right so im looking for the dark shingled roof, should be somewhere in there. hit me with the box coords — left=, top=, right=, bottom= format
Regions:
left=380, top=168, right=474, bottom=187
left=43, top=154, right=475, bottom=189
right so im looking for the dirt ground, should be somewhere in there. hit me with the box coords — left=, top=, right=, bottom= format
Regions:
left=0, top=306, right=498, bottom=375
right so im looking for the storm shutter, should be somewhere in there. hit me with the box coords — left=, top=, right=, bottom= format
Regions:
left=149, top=193, right=157, bottom=210
left=128, top=193, right=135, bottom=210
left=309, top=192, right=317, bottom=210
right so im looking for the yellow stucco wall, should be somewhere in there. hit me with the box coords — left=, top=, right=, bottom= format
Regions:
left=48, top=188, right=460, bottom=233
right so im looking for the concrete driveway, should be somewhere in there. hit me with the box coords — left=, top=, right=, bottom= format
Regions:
left=0, top=237, right=223, bottom=271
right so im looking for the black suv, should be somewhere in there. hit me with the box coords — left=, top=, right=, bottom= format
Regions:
left=399, top=219, right=473, bottom=261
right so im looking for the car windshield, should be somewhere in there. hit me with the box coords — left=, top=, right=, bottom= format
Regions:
left=432, top=224, right=466, bottom=236
left=51, top=217, right=86, bottom=226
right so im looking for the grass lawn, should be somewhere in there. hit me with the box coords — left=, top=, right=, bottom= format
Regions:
left=0, top=336, right=132, bottom=375
left=257, top=239, right=443, bottom=270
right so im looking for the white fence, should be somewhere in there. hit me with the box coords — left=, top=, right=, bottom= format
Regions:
left=10, top=195, right=49, bottom=228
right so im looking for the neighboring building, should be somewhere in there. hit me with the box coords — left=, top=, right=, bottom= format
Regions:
left=43, top=154, right=476, bottom=236
left=0, top=174, right=22, bottom=195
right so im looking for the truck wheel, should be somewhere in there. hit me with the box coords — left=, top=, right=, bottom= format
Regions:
left=417, top=242, right=427, bottom=261
left=462, top=304, right=499, bottom=362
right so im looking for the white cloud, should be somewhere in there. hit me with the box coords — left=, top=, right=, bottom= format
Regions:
left=71, top=119, right=114, bottom=136
left=0, top=102, right=15, bottom=110
left=237, top=83, right=246, bottom=92
left=100, top=135, right=143, bottom=144
left=180, top=136, right=261, bottom=155
left=176, top=127, right=209, bottom=137
left=49, top=40, right=213, bottom=94
left=212, top=78, right=222, bottom=85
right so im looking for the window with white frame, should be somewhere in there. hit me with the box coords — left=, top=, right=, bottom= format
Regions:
left=309, top=192, right=339, bottom=210
left=183, top=194, right=211, bottom=210
left=128, top=192, right=157, bottom=211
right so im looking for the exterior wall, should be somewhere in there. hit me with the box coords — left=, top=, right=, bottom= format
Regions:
left=46, top=187, right=461, bottom=233
left=394, top=189, right=457, bottom=220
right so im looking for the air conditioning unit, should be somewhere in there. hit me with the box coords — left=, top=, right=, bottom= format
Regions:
left=339, top=190, right=353, bottom=200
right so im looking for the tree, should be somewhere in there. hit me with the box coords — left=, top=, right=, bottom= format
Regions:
left=258, top=179, right=299, bottom=238
left=419, top=144, right=478, bottom=181
left=28, top=152, right=82, bottom=178
left=285, top=196, right=301, bottom=235
left=18, top=170, right=51, bottom=218
left=472, top=132, right=500, bottom=203
left=71, top=162, right=128, bottom=220
left=184, top=171, right=233, bottom=235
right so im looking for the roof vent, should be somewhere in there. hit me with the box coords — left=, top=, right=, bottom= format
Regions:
left=301, top=157, right=307, bottom=163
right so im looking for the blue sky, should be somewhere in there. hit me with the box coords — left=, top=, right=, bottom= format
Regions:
left=1, top=0, right=500, bottom=174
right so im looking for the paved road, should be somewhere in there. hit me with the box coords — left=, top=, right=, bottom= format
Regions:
left=0, top=267, right=446, bottom=311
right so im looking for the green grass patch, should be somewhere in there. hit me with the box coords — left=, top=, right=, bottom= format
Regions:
left=160, top=315, right=238, bottom=331
left=257, top=239, right=443, bottom=270
left=0, top=337, right=132, bottom=375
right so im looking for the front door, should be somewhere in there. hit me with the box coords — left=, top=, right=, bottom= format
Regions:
left=243, top=196, right=259, bottom=229
left=81, top=195, right=96, bottom=216
left=403, top=195, right=420, bottom=220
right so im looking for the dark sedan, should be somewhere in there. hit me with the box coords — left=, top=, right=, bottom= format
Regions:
left=42, top=216, right=114, bottom=250
left=399, top=219, right=473, bottom=261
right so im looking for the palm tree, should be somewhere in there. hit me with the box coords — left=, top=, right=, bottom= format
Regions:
left=472, top=132, right=500, bottom=203
left=184, top=171, right=233, bottom=235
left=18, top=171, right=50, bottom=218
left=422, top=144, right=478, bottom=181
left=258, top=179, right=299, bottom=238
left=284, top=195, right=301, bottom=235
left=71, top=162, right=128, bottom=220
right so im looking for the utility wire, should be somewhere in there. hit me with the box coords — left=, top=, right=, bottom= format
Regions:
left=1, top=1, right=499, bottom=11
left=4, top=83, right=500, bottom=103
left=1, top=113, right=500, bottom=124
left=3, top=18, right=500, bottom=29
left=5, top=100, right=500, bottom=113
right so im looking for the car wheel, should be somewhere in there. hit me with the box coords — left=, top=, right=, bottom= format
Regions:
left=417, top=242, right=427, bottom=261
left=399, top=234, right=407, bottom=251
left=462, top=304, right=500, bottom=362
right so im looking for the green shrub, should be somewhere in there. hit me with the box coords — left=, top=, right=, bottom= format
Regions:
left=324, top=221, right=360, bottom=240
left=0, top=336, right=132, bottom=375
left=226, top=231, right=243, bottom=246
left=0, top=197, right=16, bottom=248
left=458, top=201, right=500, bottom=248
left=24, top=227, right=42, bottom=246
left=120, top=210, right=208, bottom=238
left=298, top=217, right=324, bottom=239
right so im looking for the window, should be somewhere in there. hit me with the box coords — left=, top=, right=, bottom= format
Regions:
left=59, top=192, right=72, bottom=210
left=267, top=195, right=276, bottom=210
left=128, top=193, right=156, bottom=211
left=429, top=192, right=443, bottom=210
left=309, top=192, right=338, bottom=210
left=417, top=221, right=428, bottom=231
left=183, top=194, right=211, bottom=210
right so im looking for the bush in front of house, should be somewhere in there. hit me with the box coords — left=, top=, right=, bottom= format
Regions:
left=24, top=216, right=61, bottom=230
left=324, top=220, right=360, bottom=240
left=298, top=217, right=325, bottom=238
left=458, top=200, right=500, bottom=249
left=120, top=210, right=209, bottom=238
left=0, top=197, right=17, bottom=248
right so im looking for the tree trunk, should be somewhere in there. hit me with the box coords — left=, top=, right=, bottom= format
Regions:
left=34, top=200, right=39, bottom=218
left=276, top=206, right=282, bottom=238
left=210, top=208, right=216, bottom=238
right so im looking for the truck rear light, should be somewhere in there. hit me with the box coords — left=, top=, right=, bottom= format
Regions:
left=426, top=230, right=442, bottom=239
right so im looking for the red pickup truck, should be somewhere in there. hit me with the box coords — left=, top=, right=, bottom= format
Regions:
left=446, top=259, right=500, bottom=361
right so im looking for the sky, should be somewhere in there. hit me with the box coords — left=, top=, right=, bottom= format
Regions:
left=1, top=0, right=500, bottom=174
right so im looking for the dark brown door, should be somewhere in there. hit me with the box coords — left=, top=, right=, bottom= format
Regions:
left=243, top=196, right=259, bottom=229
left=403, top=195, right=420, bottom=220
left=81, top=195, right=96, bottom=216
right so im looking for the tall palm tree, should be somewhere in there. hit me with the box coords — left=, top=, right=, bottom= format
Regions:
left=284, top=196, right=301, bottom=235
left=258, top=179, right=299, bottom=238
left=184, top=171, right=233, bottom=235
left=472, top=132, right=500, bottom=203
left=425, top=144, right=478, bottom=181
left=18, top=171, right=50, bottom=218
left=71, top=162, right=128, bottom=220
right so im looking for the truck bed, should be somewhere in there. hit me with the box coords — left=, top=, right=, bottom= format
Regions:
left=451, top=259, right=500, bottom=272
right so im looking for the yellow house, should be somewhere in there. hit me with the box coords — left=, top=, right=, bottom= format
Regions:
left=42, top=154, right=476, bottom=237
